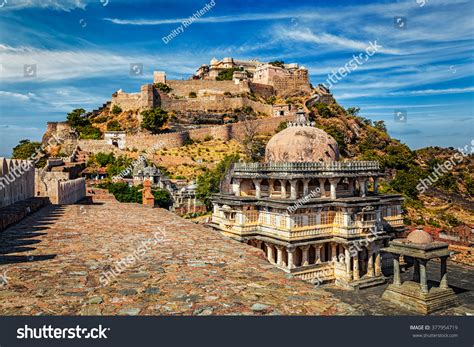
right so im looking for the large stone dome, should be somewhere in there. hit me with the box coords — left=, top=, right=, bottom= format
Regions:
left=265, top=125, right=339, bottom=163
left=406, top=229, right=433, bottom=244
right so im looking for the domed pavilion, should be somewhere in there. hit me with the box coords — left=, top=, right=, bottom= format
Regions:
left=382, top=228, right=459, bottom=314
left=211, top=110, right=404, bottom=289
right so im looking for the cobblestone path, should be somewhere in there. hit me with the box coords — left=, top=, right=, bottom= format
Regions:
left=0, top=201, right=357, bottom=315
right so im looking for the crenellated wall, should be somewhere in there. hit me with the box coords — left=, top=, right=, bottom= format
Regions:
left=56, top=178, right=86, bottom=205
left=0, top=158, right=35, bottom=208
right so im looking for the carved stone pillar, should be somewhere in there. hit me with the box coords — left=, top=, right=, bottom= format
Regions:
left=287, top=246, right=296, bottom=269
left=301, top=245, right=310, bottom=266
left=440, top=256, right=448, bottom=289
left=345, top=247, right=351, bottom=279
left=276, top=246, right=284, bottom=267
left=268, top=179, right=275, bottom=197
left=419, top=259, right=428, bottom=293
left=319, top=179, right=326, bottom=198
left=315, top=245, right=322, bottom=264
left=367, top=250, right=374, bottom=277
left=234, top=178, right=241, bottom=197
left=266, top=244, right=275, bottom=263
left=353, top=252, right=360, bottom=280
left=375, top=252, right=382, bottom=276
left=331, top=243, right=338, bottom=262
left=393, top=255, right=401, bottom=286
left=253, top=179, right=262, bottom=198
left=290, top=180, right=297, bottom=199
left=279, top=179, right=287, bottom=199
left=329, top=178, right=339, bottom=199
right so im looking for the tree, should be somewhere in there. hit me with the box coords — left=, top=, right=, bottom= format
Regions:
left=141, top=108, right=168, bottom=134
left=152, top=188, right=172, bottom=208
left=216, top=68, right=242, bottom=81
left=66, top=108, right=88, bottom=128
left=196, top=154, right=240, bottom=210
left=346, top=107, right=360, bottom=116
left=275, top=121, right=288, bottom=133
left=241, top=118, right=265, bottom=162
left=111, top=105, right=122, bottom=115
left=374, top=120, right=387, bottom=133
left=154, top=83, right=172, bottom=93
left=12, top=139, right=47, bottom=168
left=107, top=120, right=122, bottom=131
left=269, top=60, right=285, bottom=68
left=66, top=108, right=102, bottom=139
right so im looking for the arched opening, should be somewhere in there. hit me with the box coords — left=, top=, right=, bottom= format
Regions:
left=295, top=247, right=303, bottom=266
left=112, top=139, right=119, bottom=148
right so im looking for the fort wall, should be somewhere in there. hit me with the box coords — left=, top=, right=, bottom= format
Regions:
left=56, top=178, right=86, bottom=205
left=162, top=96, right=272, bottom=115
left=0, top=158, right=35, bottom=208
left=167, top=80, right=249, bottom=97
left=124, top=114, right=294, bottom=152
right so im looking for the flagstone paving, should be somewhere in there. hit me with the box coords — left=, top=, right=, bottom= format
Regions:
left=0, top=200, right=358, bottom=316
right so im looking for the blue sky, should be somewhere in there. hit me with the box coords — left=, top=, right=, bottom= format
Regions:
left=0, top=0, right=473, bottom=157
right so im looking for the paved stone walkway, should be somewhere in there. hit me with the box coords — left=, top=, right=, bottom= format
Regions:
left=0, top=200, right=358, bottom=316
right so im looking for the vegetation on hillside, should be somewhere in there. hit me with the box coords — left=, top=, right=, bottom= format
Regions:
left=87, top=152, right=134, bottom=177
left=196, top=154, right=240, bottom=209
left=66, top=108, right=102, bottom=139
left=216, top=67, right=243, bottom=81
left=269, top=60, right=285, bottom=68
left=141, top=108, right=169, bottom=134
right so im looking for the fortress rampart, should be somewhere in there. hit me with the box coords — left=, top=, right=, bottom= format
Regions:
left=0, top=158, right=35, bottom=208
left=56, top=177, right=86, bottom=205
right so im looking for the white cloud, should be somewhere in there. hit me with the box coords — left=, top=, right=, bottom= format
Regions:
left=2, top=0, right=88, bottom=11
left=0, top=90, right=35, bottom=101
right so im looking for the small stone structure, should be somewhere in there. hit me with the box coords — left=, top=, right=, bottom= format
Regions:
left=104, top=131, right=126, bottom=149
left=0, top=158, right=35, bottom=208
left=382, top=229, right=459, bottom=314
left=142, top=179, right=155, bottom=207
left=35, top=157, right=86, bottom=205
left=272, top=104, right=296, bottom=117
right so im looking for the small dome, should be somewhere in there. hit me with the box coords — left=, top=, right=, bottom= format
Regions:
left=210, top=57, right=218, bottom=65
left=406, top=229, right=433, bottom=244
left=265, top=126, right=339, bottom=163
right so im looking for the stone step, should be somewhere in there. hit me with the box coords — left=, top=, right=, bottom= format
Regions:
left=0, top=197, right=50, bottom=232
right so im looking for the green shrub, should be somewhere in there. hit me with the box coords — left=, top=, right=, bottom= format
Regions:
left=106, top=120, right=122, bottom=131
left=141, top=108, right=169, bottom=134
left=154, top=83, right=172, bottom=93
left=111, top=105, right=122, bottom=115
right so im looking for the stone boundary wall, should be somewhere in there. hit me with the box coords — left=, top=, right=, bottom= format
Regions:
left=125, top=114, right=294, bottom=152
left=162, top=97, right=272, bottom=115
left=56, top=178, right=86, bottom=205
left=167, top=80, right=248, bottom=97
left=0, top=158, right=35, bottom=208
